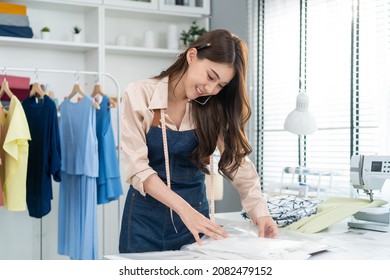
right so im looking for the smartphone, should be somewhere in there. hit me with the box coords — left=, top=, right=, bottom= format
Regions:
left=193, top=95, right=211, bottom=105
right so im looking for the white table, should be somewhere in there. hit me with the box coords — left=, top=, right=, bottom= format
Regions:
left=104, top=212, right=390, bottom=260
left=214, top=211, right=390, bottom=260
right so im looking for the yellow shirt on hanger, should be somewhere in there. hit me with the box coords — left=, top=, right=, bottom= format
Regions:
left=0, top=95, right=31, bottom=211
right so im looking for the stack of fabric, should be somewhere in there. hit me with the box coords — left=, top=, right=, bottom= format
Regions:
left=0, top=2, right=33, bottom=38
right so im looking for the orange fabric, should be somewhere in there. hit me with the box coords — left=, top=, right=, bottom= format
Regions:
left=0, top=3, right=27, bottom=15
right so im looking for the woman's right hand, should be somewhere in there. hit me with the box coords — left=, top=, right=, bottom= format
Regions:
left=178, top=205, right=229, bottom=245
left=144, top=174, right=229, bottom=245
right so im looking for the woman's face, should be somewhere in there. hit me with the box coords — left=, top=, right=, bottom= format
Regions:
left=184, top=48, right=235, bottom=101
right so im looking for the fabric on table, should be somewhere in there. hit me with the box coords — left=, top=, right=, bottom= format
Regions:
left=267, top=195, right=322, bottom=227
left=182, top=224, right=327, bottom=260
left=285, top=197, right=388, bottom=233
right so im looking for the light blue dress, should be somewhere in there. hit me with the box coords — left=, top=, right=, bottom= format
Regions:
left=95, top=95, right=122, bottom=204
left=58, top=96, right=99, bottom=260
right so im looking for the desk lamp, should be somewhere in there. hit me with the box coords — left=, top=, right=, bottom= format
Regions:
left=284, top=89, right=317, bottom=196
left=284, top=89, right=317, bottom=135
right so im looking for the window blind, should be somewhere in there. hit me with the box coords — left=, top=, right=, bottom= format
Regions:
left=248, top=0, right=390, bottom=197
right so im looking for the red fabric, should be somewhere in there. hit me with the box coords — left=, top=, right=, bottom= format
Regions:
left=0, top=74, right=30, bottom=101
left=6, top=88, right=29, bottom=102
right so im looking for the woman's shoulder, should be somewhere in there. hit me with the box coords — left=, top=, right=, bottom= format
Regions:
left=125, top=78, right=160, bottom=93
left=124, top=77, right=168, bottom=104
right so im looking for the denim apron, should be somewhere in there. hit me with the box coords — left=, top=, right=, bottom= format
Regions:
left=119, top=115, right=209, bottom=253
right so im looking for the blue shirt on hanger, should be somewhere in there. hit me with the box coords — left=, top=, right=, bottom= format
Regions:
left=22, top=94, right=61, bottom=218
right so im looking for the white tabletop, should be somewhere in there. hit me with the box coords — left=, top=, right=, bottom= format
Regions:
left=214, top=211, right=390, bottom=260
left=104, top=211, right=390, bottom=260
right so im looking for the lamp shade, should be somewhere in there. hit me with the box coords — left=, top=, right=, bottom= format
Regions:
left=284, top=90, right=317, bottom=135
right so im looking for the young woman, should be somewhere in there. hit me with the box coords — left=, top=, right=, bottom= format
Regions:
left=119, top=29, right=278, bottom=253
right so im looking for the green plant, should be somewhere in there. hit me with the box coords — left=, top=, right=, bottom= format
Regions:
left=41, top=27, right=50, bottom=32
left=72, top=25, right=83, bottom=34
left=180, top=21, right=207, bottom=46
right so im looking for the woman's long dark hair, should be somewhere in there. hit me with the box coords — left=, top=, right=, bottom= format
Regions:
left=154, top=29, right=252, bottom=180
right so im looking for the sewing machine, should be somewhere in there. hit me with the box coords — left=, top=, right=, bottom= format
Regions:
left=348, top=155, right=390, bottom=232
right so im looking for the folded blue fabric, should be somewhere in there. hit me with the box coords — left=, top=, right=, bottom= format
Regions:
left=268, top=195, right=322, bottom=227
left=0, top=24, right=33, bottom=38
left=0, top=14, right=30, bottom=26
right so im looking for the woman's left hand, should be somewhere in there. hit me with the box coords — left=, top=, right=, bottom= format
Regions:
left=255, top=216, right=278, bottom=238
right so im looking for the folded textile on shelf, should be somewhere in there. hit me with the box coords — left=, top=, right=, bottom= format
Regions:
left=0, top=2, right=27, bottom=15
left=0, top=3, right=33, bottom=39
left=0, top=24, right=33, bottom=38
left=0, top=14, right=30, bottom=27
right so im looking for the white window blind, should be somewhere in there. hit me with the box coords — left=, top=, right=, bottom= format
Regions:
left=305, top=0, right=352, bottom=193
left=248, top=0, right=390, bottom=197
left=358, top=0, right=390, bottom=156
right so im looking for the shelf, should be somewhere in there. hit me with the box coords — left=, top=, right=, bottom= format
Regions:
left=104, top=5, right=204, bottom=18
left=105, top=45, right=180, bottom=57
left=104, top=0, right=210, bottom=16
left=159, top=0, right=210, bottom=15
left=8, top=0, right=100, bottom=11
left=104, top=0, right=158, bottom=10
left=0, top=37, right=99, bottom=52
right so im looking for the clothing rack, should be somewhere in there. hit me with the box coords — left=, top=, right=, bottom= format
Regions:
left=1, top=66, right=121, bottom=151
left=1, top=66, right=122, bottom=259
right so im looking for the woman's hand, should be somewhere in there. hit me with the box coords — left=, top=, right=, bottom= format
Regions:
left=143, top=174, right=229, bottom=245
left=255, top=216, right=278, bottom=238
left=179, top=206, right=229, bottom=245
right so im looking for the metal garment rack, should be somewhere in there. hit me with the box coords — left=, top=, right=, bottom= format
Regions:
left=1, top=66, right=121, bottom=151
left=2, top=66, right=122, bottom=259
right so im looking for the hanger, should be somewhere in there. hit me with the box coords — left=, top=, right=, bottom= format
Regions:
left=30, top=82, right=46, bottom=98
left=67, top=82, right=85, bottom=100
left=91, top=82, right=116, bottom=108
left=0, top=78, right=14, bottom=100
left=29, top=69, right=46, bottom=98
left=67, top=82, right=100, bottom=110
left=91, top=83, right=104, bottom=97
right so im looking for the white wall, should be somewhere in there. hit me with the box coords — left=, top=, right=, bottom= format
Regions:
left=210, top=0, right=249, bottom=213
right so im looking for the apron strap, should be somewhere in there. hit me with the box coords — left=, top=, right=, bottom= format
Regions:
left=152, top=109, right=160, bottom=127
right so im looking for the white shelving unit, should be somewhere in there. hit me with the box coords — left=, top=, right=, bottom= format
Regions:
left=103, top=0, right=159, bottom=10
left=159, top=0, right=210, bottom=15
left=0, top=0, right=209, bottom=260
left=103, top=0, right=210, bottom=15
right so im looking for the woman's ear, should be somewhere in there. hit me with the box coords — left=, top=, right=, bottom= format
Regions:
left=186, top=48, right=198, bottom=65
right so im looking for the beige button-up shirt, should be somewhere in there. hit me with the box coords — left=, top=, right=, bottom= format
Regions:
left=120, top=76, right=270, bottom=223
